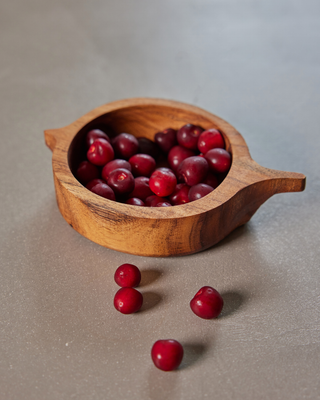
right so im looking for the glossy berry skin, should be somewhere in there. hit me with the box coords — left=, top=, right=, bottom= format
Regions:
left=126, top=197, right=145, bottom=206
left=177, top=156, right=209, bottom=186
left=177, top=124, right=204, bottom=150
left=205, top=148, right=231, bottom=174
left=154, top=128, right=177, bottom=153
left=137, top=137, right=160, bottom=159
left=155, top=201, right=172, bottom=207
left=86, top=178, right=105, bottom=191
left=87, top=138, right=114, bottom=166
left=114, top=287, right=143, bottom=314
left=76, top=161, right=99, bottom=185
left=145, top=195, right=167, bottom=207
left=202, top=172, right=219, bottom=189
left=86, top=129, right=110, bottom=148
left=129, top=176, right=153, bottom=201
left=149, top=168, right=177, bottom=197
left=197, top=128, right=224, bottom=154
left=87, top=181, right=116, bottom=201
left=102, top=159, right=132, bottom=181
left=167, top=146, right=195, bottom=172
left=112, top=133, right=139, bottom=160
left=188, top=183, right=214, bottom=201
left=107, top=168, right=135, bottom=195
left=151, top=339, right=184, bottom=371
left=114, top=263, right=141, bottom=287
left=169, top=183, right=190, bottom=205
left=190, top=286, right=223, bottom=319
left=129, top=154, right=156, bottom=177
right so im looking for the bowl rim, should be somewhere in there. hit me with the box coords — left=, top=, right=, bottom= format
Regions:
left=48, top=97, right=254, bottom=220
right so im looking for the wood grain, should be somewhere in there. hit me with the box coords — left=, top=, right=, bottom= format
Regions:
left=44, top=98, right=306, bottom=256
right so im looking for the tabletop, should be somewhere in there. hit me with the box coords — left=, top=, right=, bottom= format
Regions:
left=1, top=1, right=319, bottom=399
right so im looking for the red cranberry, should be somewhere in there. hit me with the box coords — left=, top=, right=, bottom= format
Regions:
left=167, top=146, right=195, bottom=172
left=149, top=168, right=177, bottom=197
left=87, top=138, right=114, bottom=166
left=107, top=168, right=135, bottom=195
left=102, top=159, right=132, bottom=181
left=87, top=181, right=116, bottom=201
left=114, top=263, right=141, bottom=287
left=155, top=201, right=172, bottom=207
left=137, top=137, right=160, bottom=159
left=145, top=195, right=167, bottom=207
left=76, top=161, right=99, bottom=185
left=190, top=286, right=223, bottom=319
left=177, top=156, right=209, bottom=186
left=205, top=148, right=231, bottom=174
left=128, top=176, right=153, bottom=201
left=202, top=172, right=219, bottom=189
left=114, top=287, right=143, bottom=314
left=129, top=154, right=156, bottom=177
left=177, top=124, right=204, bottom=150
left=126, top=197, right=145, bottom=206
left=169, top=183, right=190, bottom=205
left=151, top=339, right=184, bottom=371
left=188, top=183, right=214, bottom=201
left=154, top=128, right=177, bottom=153
left=86, top=129, right=110, bottom=148
left=86, top=178, right=105, bottom=191
left=112, top=133, right=139, bottom=160
left=197, top=128, right=225, bottom=154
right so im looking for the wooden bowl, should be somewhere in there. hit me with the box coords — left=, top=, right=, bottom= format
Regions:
left=44, top=98, right=306, bottom=257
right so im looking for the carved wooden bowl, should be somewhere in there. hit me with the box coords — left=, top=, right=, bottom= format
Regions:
left=45, top=98, right=306, bottom=257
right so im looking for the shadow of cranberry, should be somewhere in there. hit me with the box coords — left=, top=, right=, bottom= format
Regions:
left=219, top=290, right=247, bottom=318
left=179, top=343, right=209, bottom=370
left=140, top=269, right=163, bottom=287
left=139, top=291, right=162, bottom=312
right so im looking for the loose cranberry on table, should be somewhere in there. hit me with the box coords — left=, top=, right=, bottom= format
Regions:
left=188, top=183, right=214, bottom=201
left=102, top=159, right=132, bottom=181
left=87, top=181, right=116, bottom=201
left=167, top=145, right=195, bottom=172
left=112, top=133, right=139, bottom=160
left=149, top=168, right=177, bottom=197
left=154, top=128, right=177, bottom=153
left=129, top=153, right=156, bottom=177
left=114, top=287, right=143, bottom=314
left=126, top=197, right=145, bottom=206
left=205, top=148, right=231, bottom=174
left=190, top=286, right=224, bottom=319
left=177, top=124, right=204, bottom=150
left=86, top=129, right=110, bottom=148
left=87, top=138, right=114, bottom=166
left=197, top=128, right=225, bottom=154
left=76, top=160, right=99, bottom=185
left=177, top=156, right=209, bottom=186
left=107, top=168, right=135, bottom=195
left=114, top=263, right=141, bottom=287
left=137, top=137, right=160, bottom=159
left=169, top=183, right=190, bottom=205
left=128, top=176, right=153, bottom=201
left=151, top=339, right=184, bottom=371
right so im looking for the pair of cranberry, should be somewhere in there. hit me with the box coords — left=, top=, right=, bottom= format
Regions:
left=113, top=263, right=223, bottom=371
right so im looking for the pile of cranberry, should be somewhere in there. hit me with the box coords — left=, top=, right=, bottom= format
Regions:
left=76, top=124, right=231, bottom=206
left=113, top=263, right=224, bottom=372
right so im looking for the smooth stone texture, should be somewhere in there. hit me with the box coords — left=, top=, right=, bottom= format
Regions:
left=0, top=0, right=319, bottom=399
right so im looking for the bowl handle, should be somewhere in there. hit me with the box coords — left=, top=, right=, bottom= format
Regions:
left=44, top=128, right=65, bottom=152
left=251, top=161, right=305, bottom=193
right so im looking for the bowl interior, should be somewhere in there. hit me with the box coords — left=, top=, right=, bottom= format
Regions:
left=68, top=103, right=232, bottom=177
